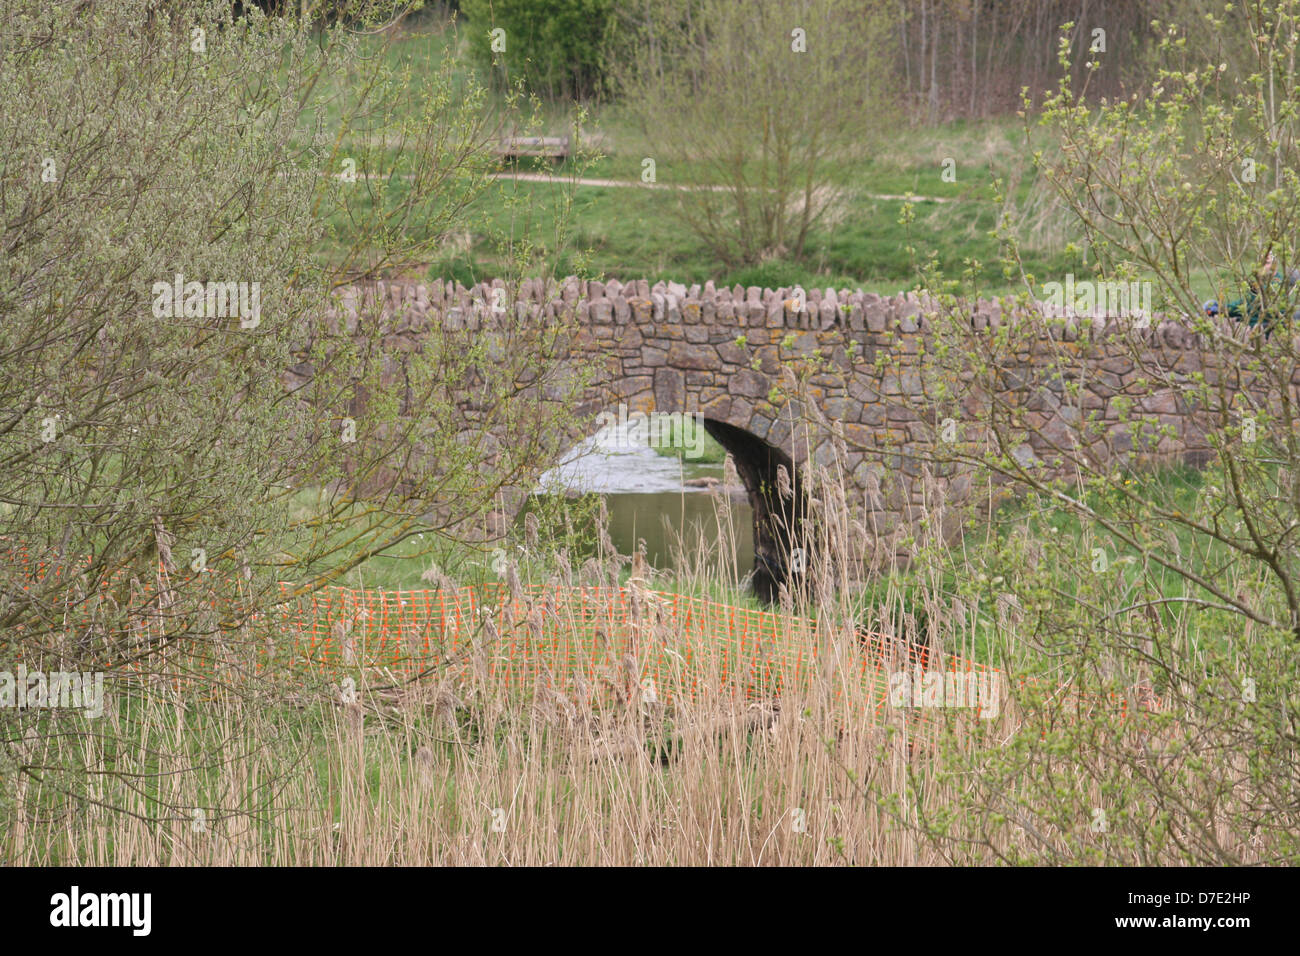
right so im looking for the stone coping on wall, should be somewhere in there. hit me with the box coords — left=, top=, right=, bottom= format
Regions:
left=328, top=276, right=1224, bottom=351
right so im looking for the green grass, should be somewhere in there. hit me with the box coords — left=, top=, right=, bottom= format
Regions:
left=648, top=417, right=728, bottom=464
left=304, top=20, right=1276, bottom=310
left=428, top=139, right=1082, bottom=293
left=295, top=20, right=1086, bottom=293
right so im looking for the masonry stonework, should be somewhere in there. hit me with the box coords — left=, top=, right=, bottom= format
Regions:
left=292, top=277, right=1282, bottom=577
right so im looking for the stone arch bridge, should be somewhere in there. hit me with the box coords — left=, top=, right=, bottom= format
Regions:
left=299, top=277, right=1238, bottom=600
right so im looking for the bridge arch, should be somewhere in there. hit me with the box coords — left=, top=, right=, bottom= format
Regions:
left=565, top=378, right=816, bottom=603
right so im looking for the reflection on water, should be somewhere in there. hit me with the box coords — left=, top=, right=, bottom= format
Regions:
left=602, top=490, right=753, bottom=574
left=532, top=418, right=753, bottom=573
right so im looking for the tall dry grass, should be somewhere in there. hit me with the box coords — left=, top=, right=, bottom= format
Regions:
left=3, top=616, right=957, bottom=865
left=3, top=449, right=1295, bottom=866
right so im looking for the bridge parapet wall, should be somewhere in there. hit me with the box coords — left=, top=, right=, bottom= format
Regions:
left=295, top=277, right=1284, bottom=563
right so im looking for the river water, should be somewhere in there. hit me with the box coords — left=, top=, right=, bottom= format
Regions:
left=533, top=420, right=753, bottom=573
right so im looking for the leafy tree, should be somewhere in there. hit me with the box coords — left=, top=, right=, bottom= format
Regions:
left=616, top=0, right=899, bottom=267
left=462, top=0, right=618, bottom=100
left=864, top=2, right=1300, bottom=862
left=0, top=0, right=581, bottom=820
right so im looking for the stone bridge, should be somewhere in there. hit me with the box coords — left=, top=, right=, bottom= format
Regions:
left=301, top=276, right=1256, bottom=601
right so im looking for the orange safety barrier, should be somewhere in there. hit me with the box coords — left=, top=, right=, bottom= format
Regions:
left=2, top=539, right=1158, bottom=740
left=276, top=582, right=1018, bottom=742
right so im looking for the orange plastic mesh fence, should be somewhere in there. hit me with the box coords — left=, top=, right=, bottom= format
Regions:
left=277, top=582, right=1024, bottom=739
left=2, top=538, right=1155, bottom=735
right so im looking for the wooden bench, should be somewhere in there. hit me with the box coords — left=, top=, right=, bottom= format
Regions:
left=495, top=134, right=571, bottom=164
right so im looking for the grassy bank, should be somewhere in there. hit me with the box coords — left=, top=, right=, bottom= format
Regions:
left=308, top=20, right=1088, bottom=293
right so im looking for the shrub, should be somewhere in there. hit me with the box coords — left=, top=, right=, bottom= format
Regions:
left=461, top=0, right=618, bottom=101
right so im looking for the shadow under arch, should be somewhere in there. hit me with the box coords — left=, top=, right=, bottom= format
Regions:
left=702, top=418, right=813, bottom=605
